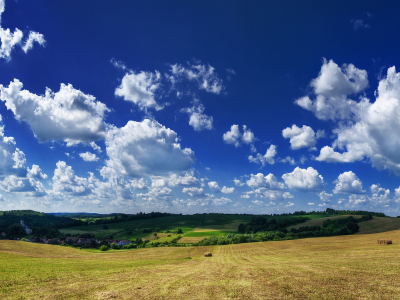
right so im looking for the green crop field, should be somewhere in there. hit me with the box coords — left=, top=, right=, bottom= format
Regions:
left=2, top=229, right=400, bottom=299
left=59, top=213, right=343, bottom=241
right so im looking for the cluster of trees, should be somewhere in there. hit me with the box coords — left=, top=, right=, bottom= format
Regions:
left=198, top=215, right=373, bottom=246
left=0, top=210, right=84, bottom=231
left=292, top=208, right=385, bottom=217
left=0, top=223, right=62, bottom=240
left=88, top=212, right=178, bottom=226
left=238, top=216, right=309, bottom=234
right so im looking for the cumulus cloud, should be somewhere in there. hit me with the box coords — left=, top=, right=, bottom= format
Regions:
left=181, top=101, right=213, bottom=131
left=0, top=118, right=27, bottom=177
left=168, top=171, right=199, bottom=187
left=333, top=171, right=365, bottom=195
left=246, top=173, right=285, bottom=190
left=0, top=175, right=46, bottom=197
left=295, top=59, right=368, bottom=121
left=223, top=124, right=257, bottom=149
left=318, top=191, right=332, bottom=202
left=27, top=165, right=47, bottom=179
left=169, top=63, right=224, bottom=94
left=248, top=145, right=277, bottom=166
left=208, top=181, right=235, bottom=194
left=90, top=142, right=102, bottom=153
left=0, top=0, right=45, bottom=60
left=282, top=125, right=317, bottom=150
left=370, top=184, right=390, bottom=205
left=282, top=167, right=324, bottom=192
left=283, top=192, right=294, bottom=199
left=314, top=66, right=400, bottom=175
left=130, top=178, right=148, bottom=190
left=115, top=70, right=163, bottom=110
left=0, top=79, right=110, bottom=145
left=278, top=156, right=296, bottom=165
left=233, top=178, right=245, bottom=186
left=52, top=161, right=93, bottom=196
left=79, top=152, right=99, bottom=162
left=182, top=187, right=205, bottom=197
left=104, top=119, right=195, bottom=177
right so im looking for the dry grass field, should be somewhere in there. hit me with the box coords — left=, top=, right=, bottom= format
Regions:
left=2, top=229, right=400, bottom=299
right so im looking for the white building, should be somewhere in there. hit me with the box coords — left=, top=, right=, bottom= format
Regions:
left=20, top=220, right=32, bottom=235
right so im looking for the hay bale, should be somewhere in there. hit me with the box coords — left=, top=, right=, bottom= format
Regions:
left=204, top=252, right=212, bottom=257
left=377, top=239, right=392, bottom=245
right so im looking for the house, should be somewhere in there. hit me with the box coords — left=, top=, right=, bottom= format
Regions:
left=118, top=240, right=131, bottom=246
left=78, top=238, right=89, bottom=244
left=20, top=220, right=32, bottom=235
left=65, top=237, right=75, bottom=243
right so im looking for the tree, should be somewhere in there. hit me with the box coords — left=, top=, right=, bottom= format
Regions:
left=177, top=228, right=183, bottom=234
left=103, top=225, right=109, bottom=229
left=100, top=245, right=108, bottom=251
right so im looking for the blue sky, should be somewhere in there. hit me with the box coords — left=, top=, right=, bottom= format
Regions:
left=1, top=0, right=400, bottom=216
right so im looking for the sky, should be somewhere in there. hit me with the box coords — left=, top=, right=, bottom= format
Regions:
left=1, top=0, right=400, bottom=216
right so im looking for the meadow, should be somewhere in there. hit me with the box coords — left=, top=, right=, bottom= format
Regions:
left=1, top=228, right=400, bottom=299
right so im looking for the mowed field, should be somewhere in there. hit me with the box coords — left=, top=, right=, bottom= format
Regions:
left=2, top=230, right=400, bottom=299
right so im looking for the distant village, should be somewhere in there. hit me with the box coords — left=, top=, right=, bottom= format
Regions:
left=1, top=220, right=132, bottom=248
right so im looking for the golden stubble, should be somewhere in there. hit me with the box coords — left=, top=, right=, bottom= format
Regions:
left=1, top=230, right=400, bottom=299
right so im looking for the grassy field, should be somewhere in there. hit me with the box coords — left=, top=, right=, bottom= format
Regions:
left=285, top=215, right=363, bottom=230
left=59, top=214, right=342, bottom=241
left=358, top=217, right=400, bottom=234
left=2, top=229, right=400, bottom=299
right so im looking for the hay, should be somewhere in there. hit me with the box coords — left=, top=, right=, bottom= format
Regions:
left=204, top=252, right=212, bottom=257
left=377, top=239, right=392, bottom=245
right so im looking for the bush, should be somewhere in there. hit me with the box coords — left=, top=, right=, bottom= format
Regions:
left=103, top=225, right=109, bottom=229
left=177, top=228, right=183, bottom=234
left=100, top=245, right=109, bottom=251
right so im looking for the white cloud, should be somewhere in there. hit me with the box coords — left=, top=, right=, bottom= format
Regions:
left=182, top=187, right=205, bottom=197
left=241, top=194, right=250, bottom=199
left=27, top=164, right=47, bottom=180
left=295, top=59, right=368, bottom=121
left=0, top=79, right=110, bottom=144
left=314, top=66, right=400, bottom=175
left=169, top=63, right=224, bottom=94
left=115, top=70, right=164, bottom=111
left=308, top=202, right=314, bottom=205
left=333, top=171, right=365, bottom=194
left=349, top=194, right=369, bottom=205
left=130, top=178, right=148, bottom=190
left=0, top=175, right=46, bottom=197
left=137, top=186, right=172, bottom=201
left=283, top=192, right=294, bottom=199
left=21, top=31, right=45, bottom=53
left=242, top=125, right=257, bottom=144
left=278, top=156, right=296, bottom=165
left=248, top=145, right=277, bottom=166
left=221, top=186, right=235, bottom=194
left=181, top=102, right=213, bottom=131
left=79, top=152, right=99, bottom=162
left=52, top=161, right=93, bottom=196
left=370, top=184, right=390, bottom=205
left=316, top=129, right=326, bottom=139
left=0, top=1, right=45, bottom=60
left=168, top=171, right=199, bottom=187
left=223, top=124, right=257, bottom=149
left=233, top=178, right=245, bottom=186
left=104, top=119, right=195, bottom=177
left=223, top=124, right=241, bottom=147
left=285, top=202, right=295, bottom=207
left=208, top=181, right=221, bottom=193
left=282, top=167, right=324, bottom=192
left=0, top=119, right=27, bottom=177
left=282, top=125, right=317, bottom=150
left=318, top=191, right=332, bottom=202
left=246, top=173, right=285, bottom=190
left=90, top=142, right=102, bottom=153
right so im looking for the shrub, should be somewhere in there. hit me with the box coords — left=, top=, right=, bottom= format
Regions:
left=103, top=225, right=109, bottom=229
left=100, top=245, right=109, bottom=251
left=177, top=228, right=183, bottom=234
